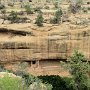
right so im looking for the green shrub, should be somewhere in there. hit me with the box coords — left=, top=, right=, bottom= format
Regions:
left=0, top=4, right=5, bottom=10
left=22, top=73, right=52, bottom=90
left=82, top=7, right=88, bottom=13
left=60, top=51, right=90, bottom=90
left=87, top=2, right=90, bottom=4
left=8, top=11, right=19, bottom=23
left=25, top=5, right=33, bottom=14
left=1, top=9, right=6, bottom=14
left=88, top=7, right=90, bottom=11
left=50, top=9, right=62, bottom=24
left=35, top=13, right=44, bottom=26
left=68, top=51, right=90, bottom=90
left=0, top=72, right=53, bottom=90
left=28, top=82, right=52, bottom=90
left=22, top=74, right=41, bottom=87
left=0, top=74, right=27, bottom=90
left=0, top=65, right=6, bottom=72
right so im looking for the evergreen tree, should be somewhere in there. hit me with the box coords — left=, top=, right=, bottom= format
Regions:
left=35, top=13, right=44, bottom=26
left=25, top=5, right=33, bottom=14
left=50, top=9, right=63, bottom=24
left=8, top=11, right=19, bottom=23
left=61, top=50, right=90, bottom=90
left=68, top=51, right=90, bottom=90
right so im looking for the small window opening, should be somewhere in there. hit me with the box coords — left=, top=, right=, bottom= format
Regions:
left=32, top=61, right=36, bottom=64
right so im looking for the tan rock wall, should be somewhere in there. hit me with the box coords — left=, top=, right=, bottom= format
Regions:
left=0, top=35, right=90, bottom=62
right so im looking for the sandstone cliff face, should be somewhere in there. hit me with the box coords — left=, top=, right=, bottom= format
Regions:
left=0, top=22, right=90, bottom=63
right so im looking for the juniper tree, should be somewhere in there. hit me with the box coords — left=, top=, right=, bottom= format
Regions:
left=25, top=5, right=33, bottom=14
left=8, top=11, right=19, bottom=23
left=35, top=12, right=44, bottom=26
left=60, top=50, right=90, bottom=90
left=50, top=9, right=63, bottom=24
